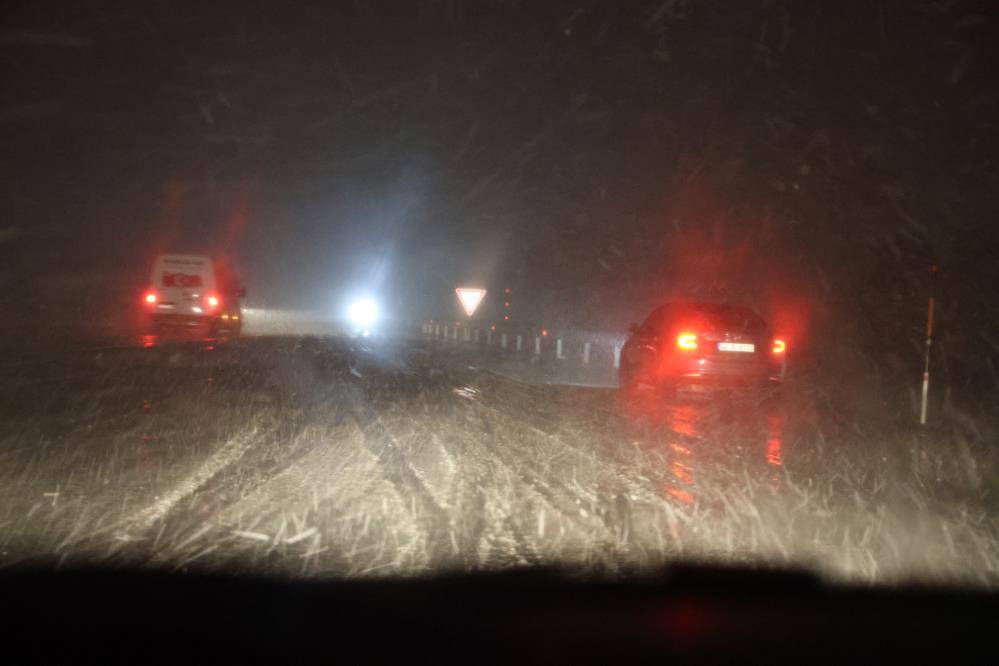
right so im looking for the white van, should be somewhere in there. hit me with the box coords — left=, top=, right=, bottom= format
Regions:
left=141, top=254, right=244, bottom=336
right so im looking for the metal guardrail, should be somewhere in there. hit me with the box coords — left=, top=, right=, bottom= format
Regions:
left=422, top=319, right=628, bottom=370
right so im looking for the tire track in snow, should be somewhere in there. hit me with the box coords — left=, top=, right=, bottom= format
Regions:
left=350, top=403, right=455, bottom=568
left=118, top=424, right=266, bottom=535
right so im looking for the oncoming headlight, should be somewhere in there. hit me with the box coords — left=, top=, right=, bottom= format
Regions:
left=348, top=299, right=379, bottom=327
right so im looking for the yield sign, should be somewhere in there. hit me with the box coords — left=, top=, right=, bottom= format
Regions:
left=455, top=287, right=486, bottom=317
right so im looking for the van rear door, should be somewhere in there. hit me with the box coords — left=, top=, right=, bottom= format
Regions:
left=150, top=255, right=216, bottom=317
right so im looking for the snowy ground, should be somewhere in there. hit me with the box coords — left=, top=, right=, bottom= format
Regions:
left=0, top=333, right=996, bottom=588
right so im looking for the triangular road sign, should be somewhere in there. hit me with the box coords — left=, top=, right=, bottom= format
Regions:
left=455, top=288, right=486, bottom=317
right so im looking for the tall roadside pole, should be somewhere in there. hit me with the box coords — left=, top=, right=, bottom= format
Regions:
left=919, top=264, right=939, bottom=425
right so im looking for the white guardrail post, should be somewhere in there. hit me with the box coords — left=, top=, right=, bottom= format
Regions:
left=500, top=333, right=508, bottom=349
left=582, top=342, right=591, bottom=365
left=613, top=345, right=621, bottom=368
left=516, top=335, right=522, bottom=352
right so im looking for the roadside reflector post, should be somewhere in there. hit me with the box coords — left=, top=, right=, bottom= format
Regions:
left=583, top=342, right=591, bottom=365
left=613, top=345, right=621, bottom=369
left=920, top=264, right=939, bottom=425
left=435, top=324, right=440, bottom=337
left=453, top=326, right=459, bottom=340
left=516, top=335, right=523, bottom=352
left=534, top=336, right=541, bottom=355
left=443, top=325, right=449, bottom=340
left=474, top=329, right=480, bottom=343
left=556, top=338, right=566, bottom=360
left=486, top=329, right=492, bottom=345
left=501, top=333, right=508, bottom=349
left=463, top=327, right=470, bottom=341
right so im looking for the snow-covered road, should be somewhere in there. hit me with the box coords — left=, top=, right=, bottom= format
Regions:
left=1, top=335, right=996, bottom=587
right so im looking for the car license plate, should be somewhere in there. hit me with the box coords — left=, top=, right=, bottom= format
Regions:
left=717, top=342, right=755, bottom=353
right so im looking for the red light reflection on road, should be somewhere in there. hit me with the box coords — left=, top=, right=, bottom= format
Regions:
left=766, top=412, right=784, bottom=491
left=766, top=413, right=784, bottom=467
left=766, top=435, right=783, bottom=468
left=662, top=404, right=701, bottom=504
left=669, top=442, right=692, bottom=456
left=670, top=460, right=694, bottom=486
left=666, top=487, right=694, bottom=505
left=766, top=438, right=782, bottom=467
left=619, top=390, right=789, bottom=503
left=141, top=335, right=157, bottom=348
left=668, top=404, right=699, bottom=436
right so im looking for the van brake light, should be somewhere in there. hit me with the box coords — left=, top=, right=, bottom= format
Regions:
left=144, top=292, right=157, bottom=304
left=772, top=339, right=786, bottom=355
left=207, top=295, right=219, bottom=309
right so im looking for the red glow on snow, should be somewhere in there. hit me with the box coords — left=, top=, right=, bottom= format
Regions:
left=666, top=487, right=694, bottom=504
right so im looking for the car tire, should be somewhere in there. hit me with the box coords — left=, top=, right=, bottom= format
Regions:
left=618, top=363, right=640, bottom=393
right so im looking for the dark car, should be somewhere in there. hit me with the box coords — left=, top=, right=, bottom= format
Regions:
left=619, top=302, right=786, bottom=395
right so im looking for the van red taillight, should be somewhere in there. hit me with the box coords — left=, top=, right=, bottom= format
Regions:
left=676, top=333, right=698, bottom=350
left=207, top=295, right=219, bottom=309
left=772, top=339, right=787, bottom=355
left=144, top=292, right=157, bottom=304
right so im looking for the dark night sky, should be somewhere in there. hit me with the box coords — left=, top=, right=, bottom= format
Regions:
left=2, top=1, right=998, bottom=377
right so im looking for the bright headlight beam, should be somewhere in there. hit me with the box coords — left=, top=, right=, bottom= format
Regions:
left=348, top=299, right=379, bottom=327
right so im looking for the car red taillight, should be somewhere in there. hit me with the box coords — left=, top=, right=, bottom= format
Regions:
left=206, top=295, right=220, bottom=309
left=772, top=339, right=786, bottom=355
left=676, top=332, right=698, bottom=350
left=144, top=292, right=157, bottom=304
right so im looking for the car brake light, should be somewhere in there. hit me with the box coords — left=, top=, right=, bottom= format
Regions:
left=772, top=339, right=786, bottom=354
left=144, top=292, right=157, bottom=304
left=207, top=295, right=219, bottom=308
left=676, top=333, right=698, bottom=350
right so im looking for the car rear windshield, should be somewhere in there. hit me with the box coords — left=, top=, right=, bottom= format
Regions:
left=643, top=304, right=767, bottom=335
left=692, top=305, right=767, bottom=333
